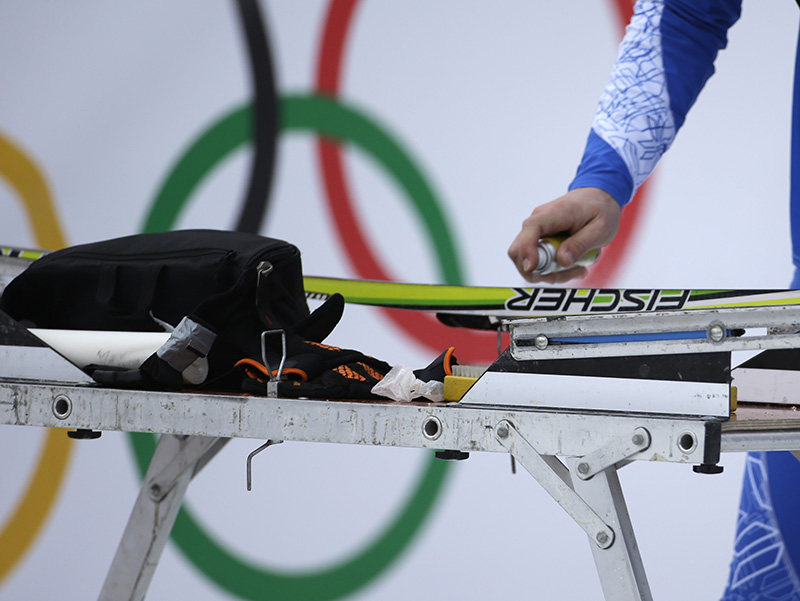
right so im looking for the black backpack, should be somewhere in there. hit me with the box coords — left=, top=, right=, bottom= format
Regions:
left=0, top=229, right=345, bottom=389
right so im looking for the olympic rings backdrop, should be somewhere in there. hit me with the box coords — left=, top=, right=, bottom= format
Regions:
left=0, top=2, right=796, bottom=599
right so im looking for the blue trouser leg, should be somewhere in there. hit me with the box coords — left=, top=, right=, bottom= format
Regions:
left=793, top=17, right=800, bottom=287
left=721, top=453, right=800, bottom=600
left=721, top=21, right=800, bottom=601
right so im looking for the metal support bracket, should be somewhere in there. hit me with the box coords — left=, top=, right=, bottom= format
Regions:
left=146, top=435, right=227, bottom=501
left=99, top=434, right=228, bottom=601
left=494, top=419, right=614, bottom=549
left=574, top=427, right=651, bottom=480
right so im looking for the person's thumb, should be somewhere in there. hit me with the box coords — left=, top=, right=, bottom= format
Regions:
left=557, top=233, right=591, bottom=268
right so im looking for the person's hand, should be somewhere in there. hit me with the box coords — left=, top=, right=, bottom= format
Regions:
left=508, top=187, right=621, bottom=283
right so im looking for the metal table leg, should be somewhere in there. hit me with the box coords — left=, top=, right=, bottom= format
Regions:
left=496, top=420, right=652, bottom=600
left=98, top=434, right=228, bottom=601
left=571, top=464, right=652, bottom=601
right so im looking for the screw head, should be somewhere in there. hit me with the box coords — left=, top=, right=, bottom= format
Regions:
left=632, top=433, right=645, bottom=446
left=534, top=334, right=549, bottom=350
left=149, top=483, right=162, bottom=497
left=577, top=462, right=590, bottom=475
left=708, top=324, right=725, bottom=343
left=496, top=425, right=509, bottom=439
left=596, top=531, right=610, bottom=546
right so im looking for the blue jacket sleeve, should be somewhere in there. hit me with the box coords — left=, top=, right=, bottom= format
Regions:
left=569, top=0, right=742, bottom=206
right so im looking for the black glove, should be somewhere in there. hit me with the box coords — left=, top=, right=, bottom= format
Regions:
left=238, top=337, right=392, bottom=400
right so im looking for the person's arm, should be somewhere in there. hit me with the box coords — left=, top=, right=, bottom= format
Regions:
left=509, top=0, right=742, bottom=282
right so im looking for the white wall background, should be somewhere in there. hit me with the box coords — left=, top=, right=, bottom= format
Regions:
left=1, top=1, right=798, bottom=600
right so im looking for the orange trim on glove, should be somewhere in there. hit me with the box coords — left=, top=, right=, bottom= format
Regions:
left=443, top=346, right=456, bottom=377
left=235, top=358, right=309, bottom=382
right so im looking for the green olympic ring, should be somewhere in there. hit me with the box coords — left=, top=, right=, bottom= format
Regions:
left=144, top=95, right=463, bottom=284
left=134, top=94, right=464, bottom=600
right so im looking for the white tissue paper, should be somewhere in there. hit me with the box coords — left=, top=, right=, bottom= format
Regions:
left=371, top=365, right=444, bottom=403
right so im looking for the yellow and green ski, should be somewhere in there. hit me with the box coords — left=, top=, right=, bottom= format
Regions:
left=1, top=246, right=47, bottom=261
left=303, top=275, right=800, bottom=318
left=5, top=246, right=800, bottom=319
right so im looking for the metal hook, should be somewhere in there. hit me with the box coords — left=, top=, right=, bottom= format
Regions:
left=260, top=329, right=287, bottom=397
left=246, top=439, right=283, bottom=491
left=256, top=261, right=274, bottom=291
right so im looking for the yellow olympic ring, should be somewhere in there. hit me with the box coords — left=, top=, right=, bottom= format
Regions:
left=0, top=131, right=72, bottom=583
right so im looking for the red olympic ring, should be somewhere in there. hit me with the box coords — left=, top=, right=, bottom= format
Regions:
left=316, top=0, right=652, bottom=308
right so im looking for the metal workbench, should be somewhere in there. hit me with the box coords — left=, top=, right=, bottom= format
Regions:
left=3, top=263, right=800, bottom=599
left=3, top=342, right=800, bottom=601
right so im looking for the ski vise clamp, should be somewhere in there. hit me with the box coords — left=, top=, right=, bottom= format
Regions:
left=508, top=305, right=800, bottom=361
left=460, top=305, right=800, bottom=418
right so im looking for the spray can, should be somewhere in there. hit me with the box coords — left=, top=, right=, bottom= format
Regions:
left=534, top=236, right=600, bottom=275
